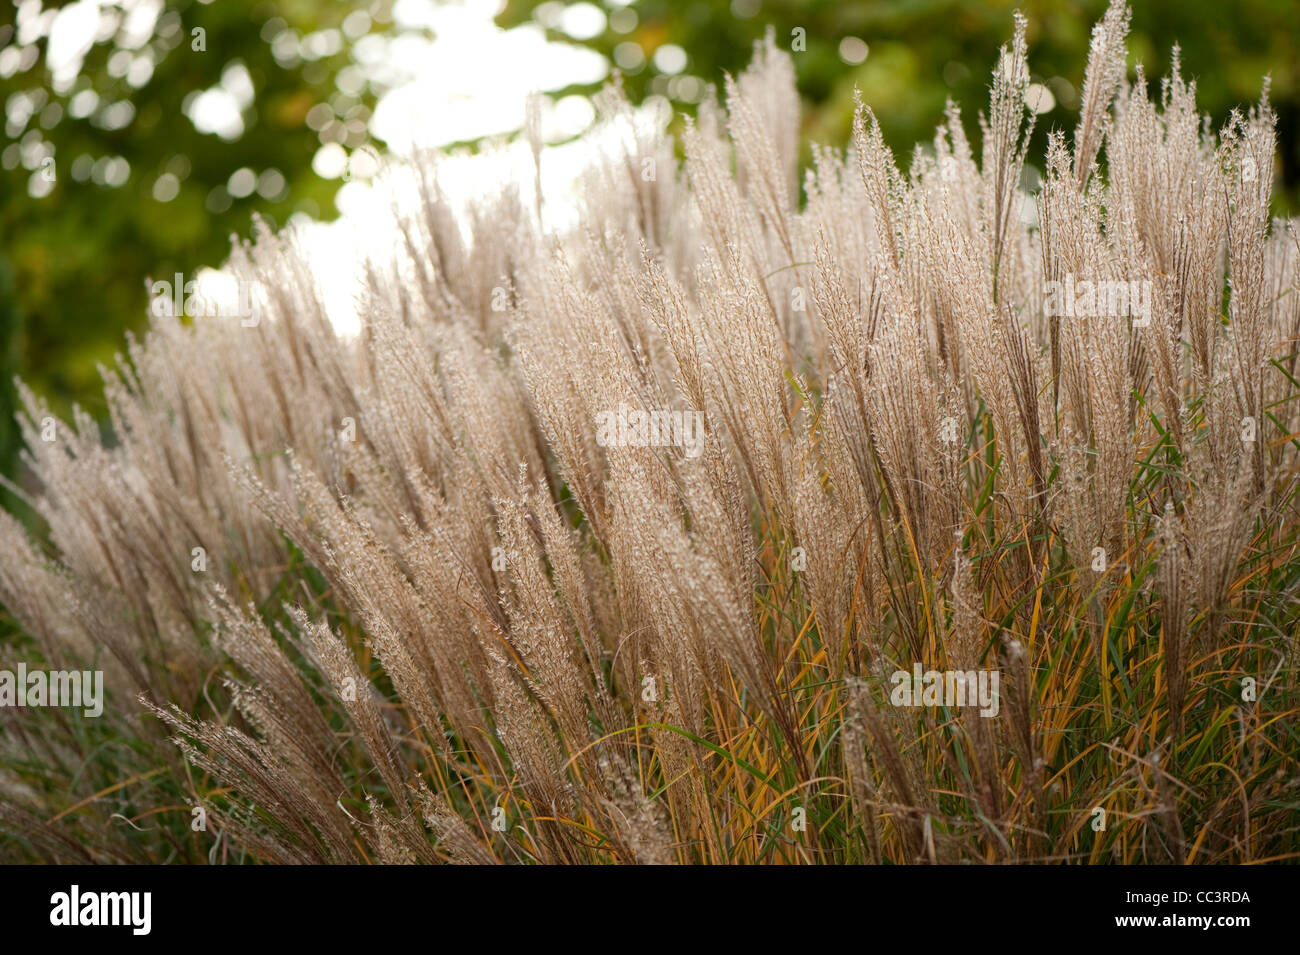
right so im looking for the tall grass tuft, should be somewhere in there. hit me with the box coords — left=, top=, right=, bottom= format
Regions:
left=2, top=1, right=1297, bottom=864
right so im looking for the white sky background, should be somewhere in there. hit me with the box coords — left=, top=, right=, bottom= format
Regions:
left=306, top=0, right=622, bottom=337
left=23, top=0, right=656, bottom=337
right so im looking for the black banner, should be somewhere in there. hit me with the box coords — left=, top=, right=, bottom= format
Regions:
left=0, top=863, right=1279, bottom=943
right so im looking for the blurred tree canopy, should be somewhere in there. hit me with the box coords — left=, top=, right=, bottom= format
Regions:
left=500, top=0, right=1298, bottom=205
left=0, top=0, right=385, bottom=472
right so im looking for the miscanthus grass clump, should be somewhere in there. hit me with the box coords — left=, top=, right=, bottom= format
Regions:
left=2, top=1, right=1298, bottom=864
